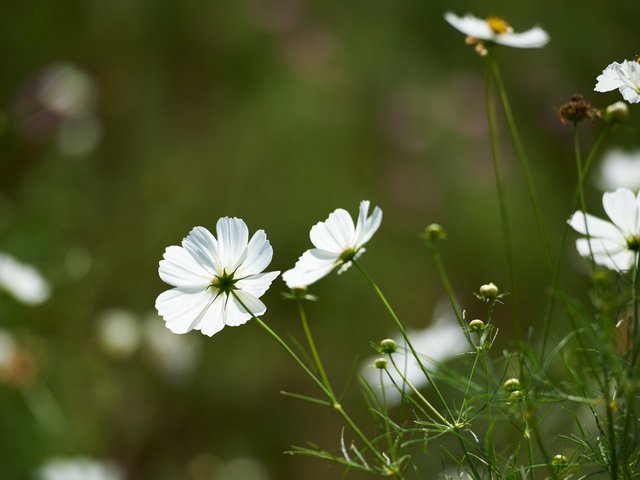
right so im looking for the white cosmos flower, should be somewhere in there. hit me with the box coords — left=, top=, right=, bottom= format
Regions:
left=282, top=200, right=382, bottom=288
left=444, top=12, right=549, bottom=49
left=155, top=218, right=280, bottom=337
left=0, top=252, right=50, bottom=305
left=568, top=188, right=640, bottom=271
left=595, top=60, right=640, bottom=104
left=596, top=148, right=640, bottom=192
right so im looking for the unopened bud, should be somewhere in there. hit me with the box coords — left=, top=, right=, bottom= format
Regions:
left=421, top=224, right=446, bottom=241
left=468, top=319, right=484, bottom=331
left=479, top=283, right=499, bottom=300
left=551, top=454, right=568, bottom=472
left=603, top=101, right=629, bottom=124
left=379, top=338, right=398, bottom=354
left=503, top=378, right=521, bottom=392
left=508, top=389, right=524, bottom=401
left=374, top=358, right=388, bottom=369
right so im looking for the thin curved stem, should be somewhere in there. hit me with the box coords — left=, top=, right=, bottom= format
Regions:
left=490, top=57, right=554, bottom=272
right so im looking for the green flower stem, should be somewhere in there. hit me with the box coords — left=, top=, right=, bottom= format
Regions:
left=539, top=125, right=611, bottom=361
left=573, top=123, right=595, bottom=269
left=231, top=292, right=395, bottom=475
left=484, top=55, right=517, bottom=318
left=352, top=260, right=454, bottom=422
left=423, top=240, right=474, bottom=346
left=298, top=300, right=333, bottom=395
left=379, top=369, right=394, bottom=452
left=489, top=56, right=554, bottom=272
left=387, top=355, right=450, bottom=427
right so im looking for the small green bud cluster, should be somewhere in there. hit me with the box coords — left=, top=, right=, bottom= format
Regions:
left=421, top=223, right=446, bottom=242
left=468, top=319, right=484, bottom=331
left=374, top=358, right=388, bottom=369
left=503, top=378, right=521, bottom=392
left=603, top=101, right=629, bottom=124
left=379, top=338, right=399, bottom=354
left=551, top=454, right=568, bottom=472
left=479, top=282, right=499, bottom=301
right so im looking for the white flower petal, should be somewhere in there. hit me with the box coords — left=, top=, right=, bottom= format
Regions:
left=595, top=63, right=625, bottom=92
left=355, top=202, right=382, bottom=247
left=234, top=229, right=273, bottom=277
left=282, top=249, right=339, bottom=288
left=444, top=12, right=493, bottom=39
left=567, top=212, right=623, bottom=242
left=159, top=246, right=212, bottom=288
left=181, top=226, right=221, bottom=274
left=195, top=296, right=226, bottom=336
left=228, top=290, right=266, bottom=326
left=155, top=287, right=212, bottom=334
left=495, top=27, right=549, bottom=48
left=236, top=271, right=280, bottom=298
left=577, top=238, right=635, bottom=271
left=310, top=208, right=355, bottom=252
left=216, top=217, right=249, bottom=271
left=602, top=188, right=639, bottom=236
left=620, top=86, right=640, bottom=104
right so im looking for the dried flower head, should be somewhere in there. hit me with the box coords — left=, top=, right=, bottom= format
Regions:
left=557, top=95, right=598, bottom=124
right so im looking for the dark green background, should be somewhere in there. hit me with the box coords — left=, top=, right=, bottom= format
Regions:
left=1, top=0, right=639, bottom=478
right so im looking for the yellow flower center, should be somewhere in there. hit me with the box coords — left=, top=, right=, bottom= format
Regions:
left=485, top=16, right=511, bottom=34
left=636, top=54, right=640, bottom=64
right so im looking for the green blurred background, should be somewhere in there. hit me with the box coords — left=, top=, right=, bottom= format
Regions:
left=1, top=0, right=639, bottom=478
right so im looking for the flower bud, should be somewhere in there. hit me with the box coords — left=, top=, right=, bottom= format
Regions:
left=479, top=283, right=499, bottom=300
left=508, top=389, right=524, bottom=401
left=503, top=378, right=521, bottom=392
left=421, top=224, right=446, bottom=241
left=551, top=454, right=568, bottom=472
left=603, top=101, right=629, bottom=124
left=374, top=358, right=388, bottom=369
left=468, top=319, right=484, bottom=331
left=379, top=338, right=398, bottom=354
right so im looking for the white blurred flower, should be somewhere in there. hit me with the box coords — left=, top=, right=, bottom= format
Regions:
left=156, top=218, right=280, bottom=337
left=596, top=149, right=640, bottom=192
left=568, top=188, right=640, bottom=271
left=0, top=252, right=50, bottom=305
left=37, top=457, right=124, bottom=480
left=96, top=309, right=141, bottom=359
left=595, top=59, right=640, bottom=104
left=57, top=113, right=103, bottom=156
left=143, top=313, right=202, bottom=379
left=361, top=302, right=468, bottom=406
left=38, top=63, right=96, bottom=117
left=444, top=12, right=549, bottom=50
left=282, top=200, right=382, bottom=288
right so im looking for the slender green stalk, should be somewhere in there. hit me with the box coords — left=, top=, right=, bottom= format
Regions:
left=387, top=355, right=450, bottom=426
left=353, top=260, right=454, bottom=422
left=298, top=300, right=333, bottom=395
left=484, top=55, right=517, bottom=314
left=539, top=125, right=611, bottom=360
left=573, top=123, right=595, bottom=269
left=230, top=292, right=397, bottom=475
left=490, top=57, right=554, bottom=272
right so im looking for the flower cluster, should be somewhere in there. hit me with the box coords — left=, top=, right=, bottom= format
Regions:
left=156, top=201, right=381, bottom=336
